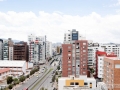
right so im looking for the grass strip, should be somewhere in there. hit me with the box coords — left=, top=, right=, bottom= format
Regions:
left=31, top=68, right=53, bottom=90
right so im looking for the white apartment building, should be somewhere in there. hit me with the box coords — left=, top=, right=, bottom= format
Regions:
left=28, top=34, right=46, bottom=64
left=0, top=61, right=26, bottom=77
left=0, top=39, right=3, bottom=60
left=46, top=41, right=52, bottom=59
left=58, top=75, right=96, bottom=90
left=101, top=43, right=120, bottom=57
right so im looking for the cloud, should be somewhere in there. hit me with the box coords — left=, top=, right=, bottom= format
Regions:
left=0, top=11, right=120, bottom=43
left=110, top=0, right=120, bottom=7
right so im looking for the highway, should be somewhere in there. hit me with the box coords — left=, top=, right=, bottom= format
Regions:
left=15, top=55, right=61, bottom=90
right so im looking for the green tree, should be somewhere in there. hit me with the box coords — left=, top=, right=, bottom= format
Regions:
left=56, top=78, right=58, bottom=82
left=13, top=78, right=19, bottom=85
left=52, top=75, right=55, bottom=82
left=7, top=76, right=13, bottom=84
left=55, top=72, right=58, bottom=75
left=57, top=66, right=60, bottom=70
left=8, top=84, right=13, bottom=89
left=19, top=75, right=25, bottom=82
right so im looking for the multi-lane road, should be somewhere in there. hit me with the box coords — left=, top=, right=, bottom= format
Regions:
left=15, top=55, right=61, bottom=90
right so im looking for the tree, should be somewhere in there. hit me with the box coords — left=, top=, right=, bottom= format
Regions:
left=7, top=76, right=13, bottom=84
left=8, top=84, right=13, bottom=89
left=57, top=66, right=60, bottom=70
left=89, top=68, right=94, bottom=74
left=55, top=72, right=58, bottom=75
left=56, top=78, right=58, bottom=82
left=13, top=78, right=18, bottom=85
left=52, top=75, right=55, bottom=82
left=19, top=75, right=25, bottom=82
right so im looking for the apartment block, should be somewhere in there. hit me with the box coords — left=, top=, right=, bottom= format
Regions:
left=13, top=41, right=28, bottom=61
left=3, top=38, right=13, bottom=60
left=103, top=57, right=120, bottom=90
left=62, top=29, right=88, bottom=77
left=0, top=39, right=3, bottom=60
left=28, top=34, right=46, bottom=64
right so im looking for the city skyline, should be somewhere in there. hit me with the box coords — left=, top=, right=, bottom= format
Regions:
left=0, top=0, right=120, bottom=43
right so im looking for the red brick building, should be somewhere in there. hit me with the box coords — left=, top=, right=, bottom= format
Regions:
left=62, top=40, right=88, bottom=77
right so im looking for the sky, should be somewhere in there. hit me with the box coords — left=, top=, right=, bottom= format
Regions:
left=0, top=0, right=120, bottom=43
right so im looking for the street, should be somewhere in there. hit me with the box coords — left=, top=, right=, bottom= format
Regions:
left=15, top=55, right=61, bottom=90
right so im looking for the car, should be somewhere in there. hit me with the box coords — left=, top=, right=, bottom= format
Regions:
left=23, top=88, right=28, bottom=90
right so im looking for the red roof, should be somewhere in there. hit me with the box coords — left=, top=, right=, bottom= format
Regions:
left=0, top=68, right=11, bottom=74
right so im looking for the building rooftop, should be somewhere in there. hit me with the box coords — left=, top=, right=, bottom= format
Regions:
left=0, top=60, right=26, bottom=67
left=105, top=57, right=120, bottom=60
left=0, top=68, right=10, bottom=74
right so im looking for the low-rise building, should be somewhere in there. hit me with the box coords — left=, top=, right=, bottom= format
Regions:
left=58, top=75, right=96, bottom=90
left=0, top=61, right=26, bottom=77
left=0, top=68, right=11, bottom=81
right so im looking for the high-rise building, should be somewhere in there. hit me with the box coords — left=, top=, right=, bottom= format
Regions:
left=62, top=29, right=88, bottom=77
left=103, top=57, right=120, bottom=90
left=3, top=38, right=13, bottom=60
left=46, top=41, right=52, bottom=59
left=13, top=41, right=28, bottom=61
left=28, top=34, right=46, bottom=64
left=0, top=39, right=3, bottom=60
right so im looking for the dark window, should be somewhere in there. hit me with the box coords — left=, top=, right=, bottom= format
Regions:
left=70, top=82, right=74, bottom=85
left=75, top=82, right=79, bottom=85
left=84, top=82, right=88, bottom=85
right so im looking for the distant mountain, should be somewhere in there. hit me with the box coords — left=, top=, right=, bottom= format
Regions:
left=1, top=38, right=20, bottom=43
left=52, top=42, right=62, bottom=47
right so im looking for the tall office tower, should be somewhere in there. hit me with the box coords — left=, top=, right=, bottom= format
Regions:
left=62, top=29, right=88, bottom=77
left=3, top=38, right=13, bottom=60
left=13, top=41, right=28, bottom=61
left=0, top=39, right=3, bottom=60
left=28, top=34, right=46, bottom=64
left=46, top=41, right=52, bottom=59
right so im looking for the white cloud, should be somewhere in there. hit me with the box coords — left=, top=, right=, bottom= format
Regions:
left=0, top=11, right=120, bottom=43
left=111, top=0, right=120, bottom=7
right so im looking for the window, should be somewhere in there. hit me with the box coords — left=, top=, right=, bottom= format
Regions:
left=75, top=82, right=79, bottom=85
left=70, top=82, right=74, bottom=85
left=84, top=82, right=88, bottom=85
left=83, top=50, right=86, bottom=52
left=68, top=68, right=71, bottom=70
left=68, top=46, right=71, bottom=49
left=83, top=43, right=86, bottom=45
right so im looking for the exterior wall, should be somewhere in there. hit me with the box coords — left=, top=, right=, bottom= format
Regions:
left=13, top=42, right=28, bottom=61
left=98, top=56, right=104, bottom=78
left=28, top=34, right=46, bottom=64
left=0, top=70, right=11, bottom=80
left=103, top=57, right=120, bottom=90
left=0, top=39, right=3, bottom=60
left=62, top=40, right=88, bottom=77
left=9, top=47, right=13, bottom=60
left=58, top=75, right=96, bottom=90
left=62, top=44, right=72, bottom=77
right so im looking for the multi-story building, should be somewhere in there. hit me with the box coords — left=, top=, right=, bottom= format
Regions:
left=13, top=41, right=28, bottom=61
left=103, top=57, right=120, bottom=90
left=28, top=34, right=46, bottom=64
left=0, top=39, right=3, bottom=60
left=62, top=29, right=88, bottom=77
left=46, top=41, right=52, bottom=60
left=3, top=38, right=13, bottom=60
left=58, top=75, right=96, bottom=90
left=101, top=43, right=120, bottom=57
